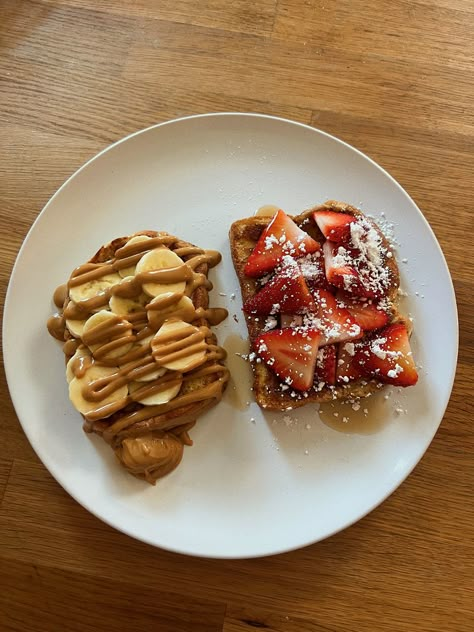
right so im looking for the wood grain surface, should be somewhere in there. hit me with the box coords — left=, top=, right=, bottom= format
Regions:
left=1, top=1, right=473, bottom=630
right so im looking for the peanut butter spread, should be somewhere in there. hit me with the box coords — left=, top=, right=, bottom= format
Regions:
left=47, top=231, right=229, bottom=484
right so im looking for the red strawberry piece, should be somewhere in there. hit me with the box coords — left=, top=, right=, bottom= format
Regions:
left=356, top=323, right=418, bottom=387
left=254, top=327, right=321, bottom=391
left=336, top=341, right=364, bottom=384
left=340, top=297, right=390, bottom=332
left=312, top=288, right=362, bottom=345
left=299, top=253, right=333, bottom=292
left=314, top=344, right=337, bottom=387
left=243, top=259, right=316, bottom=315
left=322, top=240, right=364, bottom=293
left=313, top=210, right=356, bottom=244
left=322, top=241, right=382, bottom=299
left=244, top=209, right=320, bottom=278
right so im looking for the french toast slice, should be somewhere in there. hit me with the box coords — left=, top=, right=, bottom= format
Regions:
left=48, top=230, right=229, bottom=483
left=230, top=201, right=410, bottom=411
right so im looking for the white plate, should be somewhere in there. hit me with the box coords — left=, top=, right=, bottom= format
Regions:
left=3, top=114, right=458, bottom=558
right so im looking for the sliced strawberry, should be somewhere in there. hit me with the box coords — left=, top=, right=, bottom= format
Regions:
left=340, top=296, right=390, bottom=332
left=336, top=341, right=364, bottom=384
left=243, top=259, right=316, bottom=315
left=323, top=241, right=385, bottom=299
left=356, top=323, right=418, bottom=387
left=244, top=209, right=320, bottom=278
left=299, top=252, right=333, bottom=292
left=254, top=327, right=321, bottom=391
left=322, top=240, right=364, bottom=294
left=313, top=210, right=356, bottom=244
left=314, top=344, right=337, bottom=386
left=311, top=288, right=362, bottom=345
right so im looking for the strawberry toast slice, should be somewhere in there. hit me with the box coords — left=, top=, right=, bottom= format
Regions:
left=229, top=200, right=417, bottom=410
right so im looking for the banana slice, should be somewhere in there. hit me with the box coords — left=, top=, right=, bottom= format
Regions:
left=65, top=318, right=86, bottom=338
left=66, top=345, right=92, bottom=383
left=147, top=294, right=196, bottom=330
left=128, top=335, right=167, bottom=382
left=109, top=278, right=149, bottom=316
left=128, top=378, right=182, bottom=406
left=151, top=319, right=207, bottom=372
left=69, top=272, right=121, bottom=304
left=82, top=310, right=134, bottom=359
left=135, top=248, right=186, bottom=299
left=118, top=235, right=152, bottom=278
left=69, top=364, right=127, bottom=416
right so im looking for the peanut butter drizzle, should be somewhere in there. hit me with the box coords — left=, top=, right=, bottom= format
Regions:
left=47, top=313, right=66, bottom=340
left=53, top=284, right=68, bottom=309
left=102, top=369, right=227, bottom=443
left=71, top=354, right=93, bottom=379
left=63, top=339, right=78, bottom=356
left=48, top=231, right=229, bottom=484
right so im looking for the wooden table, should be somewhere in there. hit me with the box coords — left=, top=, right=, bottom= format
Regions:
left=1, top=1, right=473, bottom=630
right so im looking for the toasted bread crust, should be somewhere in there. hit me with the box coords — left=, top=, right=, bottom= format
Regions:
left=229, top=201, right=404, bottom=411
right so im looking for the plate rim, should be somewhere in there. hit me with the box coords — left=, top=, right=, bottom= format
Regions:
left=3, top=112, right=459, bottom=558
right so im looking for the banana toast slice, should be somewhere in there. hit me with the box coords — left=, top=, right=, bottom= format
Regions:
left=48, top=230, right=229, bottom=483
left=229, top=201, right=416, bottom=411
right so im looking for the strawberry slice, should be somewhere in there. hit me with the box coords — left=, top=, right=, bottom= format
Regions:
left=323, top=241, right=387, bottom=299
left=356, top=323, right=418, bottom=386
left=243, top=259, right=316, bottom=315
left=254, top=327, right=321, bottom=391
left=336, top=341, right=364, bottom=384
left=313, top=210, right=356, bottom=243
left=322, top=240, right=365, bottom=294
left=244, top=209, right=320, bottom=278
left=314, top=344, right=337, bottom=387
left=299, top=253, right=333, bottom=292
left=311, top=288, right=362, bottom=345
left=340, top=296, right=390, bottom=332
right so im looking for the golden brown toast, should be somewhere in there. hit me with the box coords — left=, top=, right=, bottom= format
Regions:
left=49, top=230, right=229, bottom=483
left=229, top=201, right=406, bottom=411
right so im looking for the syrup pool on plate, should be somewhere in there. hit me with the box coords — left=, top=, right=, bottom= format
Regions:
left=318, top=389, right=392, bottom=435
left=223, top=333, right=253, bottom=411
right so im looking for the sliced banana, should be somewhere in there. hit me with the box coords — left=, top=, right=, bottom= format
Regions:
left=128, top=335, right=167, bottom=382
left=147, top=294, right=196, bottom=331
left=69, top=364, right=127, bottom=416
left=82, top=310, right=133, bottom=359
left=118, top=235, right=152, bottom=278
left=135, top=248, right=186, bottom=299
left=128, top=378, right=182, bottom=406
left=65, top=318, right=87, bottom=338
left=69, top=272, right=121, bottom=305
left=109, top=278, right=149, bottom=317
left=151, top=319, right=207, bottom=372
left=66, top=345, right=92, bottom=383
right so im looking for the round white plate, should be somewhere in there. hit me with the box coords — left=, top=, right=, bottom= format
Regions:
left=3, top=113, right=458, bottom=558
